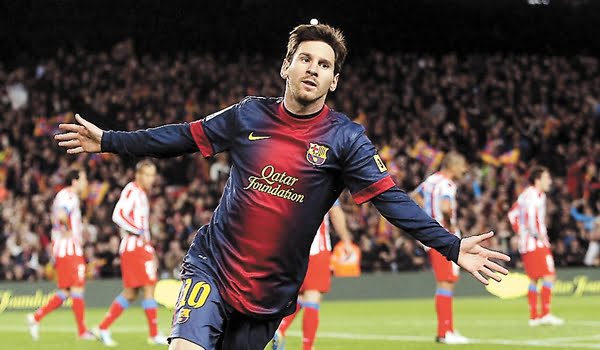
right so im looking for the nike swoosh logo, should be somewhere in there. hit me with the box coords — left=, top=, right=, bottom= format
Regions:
left=248, top=132, right=271, bottom=141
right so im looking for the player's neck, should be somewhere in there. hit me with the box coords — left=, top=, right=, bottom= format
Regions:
left=133, top=181, right=147, bottom=193
left=283, top=94, right=326, bottom=116
left=438, top=170, right=453, bottom=181
left=283, top=104, right=323, bottom=119
left=66, top=185, right=78, bottom=196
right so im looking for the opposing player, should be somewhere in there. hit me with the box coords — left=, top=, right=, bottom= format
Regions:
left=56, top=23, right=510, bottom=350
left=27, top=169, right=94, bottom=340
left=411, top=152, right=469, bottom=344
left=508, top=166, right=564, bottom=326
left=273, top=200, right=352, bottom=350
left=94, top=160, right=168, bottom=346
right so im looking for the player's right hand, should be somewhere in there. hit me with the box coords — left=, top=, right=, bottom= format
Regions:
left=55, top=113, right=103, bottom=154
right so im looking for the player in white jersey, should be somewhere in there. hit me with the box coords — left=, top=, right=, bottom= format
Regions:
left=508, top=166, right=564, bottom=326
left=272, top=200, right=352, bottom=350
left=27, top=169, right=94, bottom=341
left=94, top=160, right=168, bottom=346
left=411, top=152, right=469, bottom=344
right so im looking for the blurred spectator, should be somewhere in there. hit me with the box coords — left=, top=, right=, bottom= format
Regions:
left=0, top=43, right=599, bottom=281
left=570, top=199, right=600, bottom=266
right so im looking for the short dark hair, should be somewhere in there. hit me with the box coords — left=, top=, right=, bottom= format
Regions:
left=528, top=166, right=548, bottom=184
left=285, top=24, right=347, bottom=75
left=64, top=169, right=81, bottom=186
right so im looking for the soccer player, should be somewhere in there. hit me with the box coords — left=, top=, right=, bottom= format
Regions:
left=55, top=23, right=510, bottom=350
left=273, top=200, right=352, bottom=350
left=27, top=169, right=94, bottom=340
left=508, top=166, right=564, bottom=326
left=94, top=160, right=168, bottom=346
left=411, top=152, right=469, bottom=344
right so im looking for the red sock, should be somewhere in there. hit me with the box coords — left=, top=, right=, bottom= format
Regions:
left=71, top=294, right=87, bottom=335
left=34, top=292, right=65, bottom=322
left=142, top=299, right=159, bottom=337
left=99, top=295, right=129, bottom=330
left=278, top=302, right=301, bottom=336
left=528, top=285, right=538, bottom=320
left=302, top=304, right=319, bottom=350
left=541, top=284, right=552, bottom=317
left=435, top=290, right=453, bottom=337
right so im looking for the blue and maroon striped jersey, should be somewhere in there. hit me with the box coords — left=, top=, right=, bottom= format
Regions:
left=101, top=96, right=460, bottom=317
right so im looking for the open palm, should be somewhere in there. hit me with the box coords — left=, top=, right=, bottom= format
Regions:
left=457, top=231, right=510, bottom=285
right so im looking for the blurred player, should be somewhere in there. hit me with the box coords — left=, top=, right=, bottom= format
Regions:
left=27, top=169, right=94, bottom=340
left=94, top=160, right=168, bottom=346
left=508, top=166, right=564, bottom=326
left=411, top=152, right=469, bottom=344
left=56, top=23, right=510, bottom=350
left=272, top=200, right=352, bottom=350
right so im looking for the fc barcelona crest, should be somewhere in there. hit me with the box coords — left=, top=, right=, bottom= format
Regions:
left=176, top=308, right=191, bottom=324
left=307, top=143, right=329, bottom=166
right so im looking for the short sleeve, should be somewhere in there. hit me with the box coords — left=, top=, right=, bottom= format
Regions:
left=439, top=181, right=456, bottom=200
left=342, top=129, right=395, bottom=205
left=189, top=103, right=239, bottom=158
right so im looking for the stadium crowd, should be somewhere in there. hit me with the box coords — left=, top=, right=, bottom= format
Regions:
left=0, top=41, right=599, bottom=282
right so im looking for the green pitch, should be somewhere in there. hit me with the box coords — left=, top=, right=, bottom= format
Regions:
left=1, top=296, right=597, bottom=349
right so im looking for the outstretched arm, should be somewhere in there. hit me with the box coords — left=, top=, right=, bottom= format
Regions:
left=340, top=128, right=509, bottom=284
left=372, top=187, right=510, bottom=285
left=55, top=114, right=199, bottom=158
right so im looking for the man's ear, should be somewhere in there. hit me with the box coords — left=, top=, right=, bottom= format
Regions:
left=280, top=59, right=290, bottom=79
left=329, top=73, right=340, bottom=92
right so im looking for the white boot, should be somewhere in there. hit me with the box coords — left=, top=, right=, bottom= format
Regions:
left=26, top=313, right=39, bottom=341
left=436, top=330, right=469, bottom=344
left=147, top=333, right=169, bottom=345
left=539, top=314, right=565, bottom=326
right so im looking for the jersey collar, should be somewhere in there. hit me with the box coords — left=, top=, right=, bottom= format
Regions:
left=277, top=101, right=330, bottom=126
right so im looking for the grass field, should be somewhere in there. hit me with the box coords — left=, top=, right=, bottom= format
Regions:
left=1, top=296, right=597, bottom=349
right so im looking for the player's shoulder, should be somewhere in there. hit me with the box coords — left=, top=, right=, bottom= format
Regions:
left=55, top=188, right=77, bottom=206
left=56, top=187, right=73, bottom=200
left=234, top=96, right=281, bottom=122
left=425, top=172, right=442, bottom=183
left=327, top=110, right=366, bottom=141
left=238, top=96, right=280, bottom=108
left=444, top=178, right=457, bottom=188
left=121, top=181, right=139, bottom=197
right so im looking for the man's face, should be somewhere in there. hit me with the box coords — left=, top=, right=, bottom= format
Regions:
left=452, top=159, right=468, bottom=180
left=137, top=165, right=157, bottom=192
left=539, top=171, right=552, bottom=192
left=281, top=41, right=339, bottom=107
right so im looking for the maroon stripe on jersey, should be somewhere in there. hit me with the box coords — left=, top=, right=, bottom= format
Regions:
left=189, top=121, right=214, bottom=157
left=119, top=208, right=141, bottom=230
left=352, top=176, right=395, bottom=204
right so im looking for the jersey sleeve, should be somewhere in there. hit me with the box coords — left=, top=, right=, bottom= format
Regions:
left=341, top=128, right=395, bottom=204
left=188, top=103, right=240, bottom=158
left=439, top=181, right=456, bottom=200
left=112, top=186, right=143, bottom=235
left=414, top=183, right=424, bottom=197
left=52, top=195, right=74, bottom=230
left=101, top=123, right=199, bottom=158
left=371, top=187, right=461, bottom=262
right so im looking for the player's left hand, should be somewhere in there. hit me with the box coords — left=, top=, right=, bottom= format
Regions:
left=457, top=231, right=510, bottom=285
